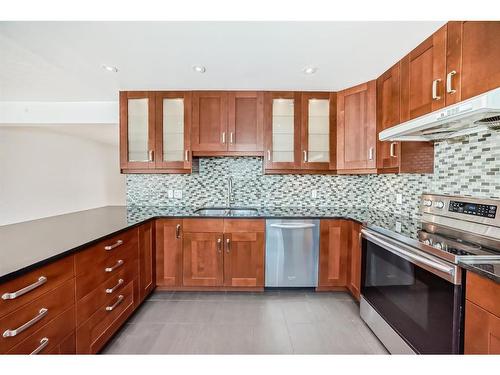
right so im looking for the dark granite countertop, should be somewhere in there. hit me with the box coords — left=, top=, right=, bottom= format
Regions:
left=459, top=260, right=500, bottom=284
left=0, top=205, right=422, bottom=283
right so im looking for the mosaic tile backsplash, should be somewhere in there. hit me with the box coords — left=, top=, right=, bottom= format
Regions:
left=126, top=129, right=500, bottom=217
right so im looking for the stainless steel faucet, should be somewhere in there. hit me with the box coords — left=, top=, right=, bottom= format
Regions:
left=227, top=177, right=234, bottom=207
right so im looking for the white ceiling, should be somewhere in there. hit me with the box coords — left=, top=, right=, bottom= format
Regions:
left=0, top=21, right=446, bottom=102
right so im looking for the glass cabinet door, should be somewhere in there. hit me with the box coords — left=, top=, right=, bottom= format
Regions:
left=120, top=92, right=155, bottom=170
left=264, top=92, right=300, bottom=170
left=155, top=92, right=191, bottom=170
left=301, top=93, right=332, bottom=170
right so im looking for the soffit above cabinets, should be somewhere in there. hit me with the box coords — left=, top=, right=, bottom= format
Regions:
left=0, top=21, right=445, bottom=101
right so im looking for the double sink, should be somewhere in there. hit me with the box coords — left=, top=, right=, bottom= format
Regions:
left=194, top=207, right=259, bottom=217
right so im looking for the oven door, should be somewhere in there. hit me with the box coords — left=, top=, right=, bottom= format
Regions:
left=361, top=229, right=463, bottom=354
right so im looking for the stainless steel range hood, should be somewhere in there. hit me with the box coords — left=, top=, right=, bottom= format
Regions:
left=379, top=87, right=500, bottom=142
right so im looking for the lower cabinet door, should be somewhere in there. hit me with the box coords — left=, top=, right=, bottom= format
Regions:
left=465, top=300, right=500, bottom=354
left=318, top=220, right=350, bottom=288
left=138, top=222, right=155, bottom=302
left=348, top=222, right=361, bottom=300
left=155, top=219, right=183, bottom=287
left=183, top=232, right=224, bottom=287
left=223, top=232, right=265, bottom=287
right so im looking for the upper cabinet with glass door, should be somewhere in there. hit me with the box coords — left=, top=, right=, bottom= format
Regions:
left=301, top=92, right=335, bottom=171
left=155, top=92, right=192, bottom=171
left=264, top=92, right=301, bottom=172
left=120, top=92, right=156, bottom=171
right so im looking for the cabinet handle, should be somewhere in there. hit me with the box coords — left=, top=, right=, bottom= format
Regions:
left=446, top=71, right=457, bottom=94
left=106, top=279, right=124, bottom=294
left=104, top=240, right=123, bottom=251
left=390, top=142, right=397, bottom=158
left=106, top=295, right=124, bottom=312
left=185, top=150, right=189, bottom=161
left=267, top=150, right=272, bottom=161
left=217, top=238, right=222, bottom=254
left=222, top=132, right=226, bottom=144
left=105, top=259, right=124, bottom=273
left=368, top=147, right=374, bottom=161
left=148, top=150, right=154, bottom=162
left=226, top=238, right=231, bottom=254
left=30, top=337, right=49, bottom=355
left=3, top=308, right=48, bottom=338
left=175, top=224, right=181, bottom=239
left=303, top=150, right=308, bottom=162
left=230, top=132, right=233, bottom=144
left=2, top=276, right=47, bottom=300
left=432, top=79, right=442, bottom=100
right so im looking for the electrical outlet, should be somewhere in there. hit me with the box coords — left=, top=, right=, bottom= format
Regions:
left=395, top=221, right=402, bottom=233
left=396, top=193, right=403, bottom=205
left=311, top=190, right=318, bottom=199
left=167, top=190, right=174, bottom=199
left=174, top=190, right=183, bottom=199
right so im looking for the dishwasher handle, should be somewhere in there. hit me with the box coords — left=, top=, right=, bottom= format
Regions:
left=270, top=223, right=316, bottom=229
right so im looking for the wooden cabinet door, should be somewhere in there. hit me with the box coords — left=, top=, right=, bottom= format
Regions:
left=183, top=232, right=224, bottom=287
left=336, top=81, right=377, bottom=172
left=223, top=227, right=265, bottom=288
left=300, top=92, right=335, bottom=171
left=447, top=21, right=500, bottom=103
left=155, top=92, right=192, bottom=170
left=264, top=91, right=301, bottom=171
left=401, top=25, right=447, bottom=121
left=138, top=222, right=155, bottom=302
left=155, top=219, right=183, bottom=287
left=465, top=301, right=500, bottom=354
left=119, top=91, right=156, bottom=170
left=227, top=91, right=264, bottom=153
left=318, top=220, right=350, bottom=288
left=347, top=222, right=361, bottom=300
left=377, top=63, right=401, bottom=170
left=191, top=91, right=228, bottom=152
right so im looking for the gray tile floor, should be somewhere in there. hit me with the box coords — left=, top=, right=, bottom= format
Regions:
left=102, top=290, right=388, bottom=354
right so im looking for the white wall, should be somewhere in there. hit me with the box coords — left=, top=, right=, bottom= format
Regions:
left=0, top=124, right=126, bottom=225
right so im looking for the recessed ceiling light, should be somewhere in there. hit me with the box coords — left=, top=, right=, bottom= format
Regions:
left=302, top=66, right=317, bottom=75
left=101, top=64, right=118, bottom=73
left=192, top=65, right=206, bottom=73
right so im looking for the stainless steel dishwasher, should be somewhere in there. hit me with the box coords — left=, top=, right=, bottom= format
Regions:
left=265, top=219, right=320, bottom=287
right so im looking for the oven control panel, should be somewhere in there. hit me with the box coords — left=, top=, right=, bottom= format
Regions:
left=448, top=201, right=497, bottom=218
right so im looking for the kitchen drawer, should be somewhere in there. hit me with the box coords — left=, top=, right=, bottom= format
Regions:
left=7, top=307, right=76, bottom=354
left=75, top=229, right=138, bottom=276
left=76, top=261, right=138, bottom=326
left=466, top=272, right=500, bottom=317
left=0, top=256, right=74, bottom=319
left=75, top=246, right=137, bottom=300
left=0, top=278, right=75, bottom=353
left=76, top=280, right=136, bottom=354
left=183, top=218, right=224, bottom=233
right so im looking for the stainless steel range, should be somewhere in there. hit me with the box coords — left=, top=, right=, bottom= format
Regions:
left=360, top=194, right=500, bottom=354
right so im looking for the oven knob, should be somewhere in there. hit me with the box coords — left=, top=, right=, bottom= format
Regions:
left=434, top=201, right=445, bottom=209
left=423, top=199, right=432, bottom=207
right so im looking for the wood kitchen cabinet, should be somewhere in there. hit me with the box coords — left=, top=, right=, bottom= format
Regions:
left=227, top=91, right=264, bottom=153
left=464, top=272, right=500, bottom=354
left=446, top=21, right=500, bottom=104
left=318, top=220, right=350, bottom=289
left=191, top=91, right=228, bottom=153
left=138, top=221, right=155, bottom=302
left=376, top=63, right=434, bottom=174
left=155, top=219, right=183, bottom=288
left=336, top=81, right=377, bottom=173
left=223, top=219, right=265, bottom=288
left=347, top=221, right=361, bottom=300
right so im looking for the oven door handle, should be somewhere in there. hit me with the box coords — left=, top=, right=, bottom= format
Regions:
left=361, top=229, right=458, bottom=282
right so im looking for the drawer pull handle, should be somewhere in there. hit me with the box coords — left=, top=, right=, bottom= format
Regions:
left=3, top=308, right=48, bottom=338
left=106, top=279, right=124, bottom=294
left=105, top=259, right=124, bottom=273
left=2, top=276, right=47, bottom=300
left=104, top=240, right=123, bottom=251
left=106, top=295, right=124, bottom=311
left=30, top=337, right=49, bottom=355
